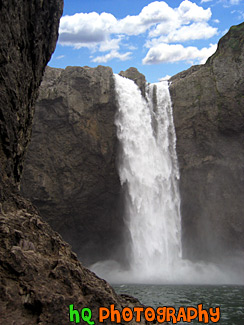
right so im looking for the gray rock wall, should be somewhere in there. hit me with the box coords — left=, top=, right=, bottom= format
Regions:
left=169, top=22, right=244, bottom=261
left=21, top=66, right=127, bottom=264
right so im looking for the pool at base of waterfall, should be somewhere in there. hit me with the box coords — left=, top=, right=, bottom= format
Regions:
left=113, top=284, right=244, bottom=324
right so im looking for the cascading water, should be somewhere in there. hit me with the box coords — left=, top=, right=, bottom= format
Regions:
left=91, top=74, right=242, bottom=284
left=114, top=74, right=182, bottom=281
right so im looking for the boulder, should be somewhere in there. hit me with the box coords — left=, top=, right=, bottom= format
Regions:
left=119, top=67, right=147, bottom=97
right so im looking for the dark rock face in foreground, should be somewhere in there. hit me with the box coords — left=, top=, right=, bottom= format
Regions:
left=0, top=204, right=148, bottom=324
left=0, top=1, right=150, bottom=324
left=21, top=65, right=127, bottom=264
left=0, top=0, right=63, bottom=206
left=170, top=22, right=244, bottom=261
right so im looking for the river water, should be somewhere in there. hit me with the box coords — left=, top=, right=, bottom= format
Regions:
left=113, top=284, right=244, bottom=324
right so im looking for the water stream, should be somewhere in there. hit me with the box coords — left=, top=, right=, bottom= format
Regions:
left=114, top=74, right=181, bottom=280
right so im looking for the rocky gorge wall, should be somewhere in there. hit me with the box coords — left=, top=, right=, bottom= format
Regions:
left=20, top=65, right=147, bottom=264
left=21, top=23, right=244, bottom=266
left=170, top=22, right=244, bottom=262
left=21, top=65, right=127, bottom=264
left=0, top=1, right=150, bottom=324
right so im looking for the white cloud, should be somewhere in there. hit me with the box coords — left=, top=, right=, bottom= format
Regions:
left=231, top=9, right=244, bottom=19
left=59, top=12, right=119, bottom=51
left=142, top=43, right=217, bottom=65
left=98, top=37, right=122, bottom=52
left=239, top=11, right=244, bottom=19
left=58, top=1, right=218, bottom=64
left=148, top=1, right=212, bottom=38
left=147, top=22, right=217, bottom=45
left=230, top=0, right=241, bottom=4
left=200, top=0, right=213, bottom=3
left=177, top=0, right=212, bottom=23
left=197, top=43, right=218, bottom=63
left=159, top=75, right=172, bottom=81
left=55, top=55, right=65, bottom=60
left=60, top=12, right=116, bottom=43
left=222, top=28, right=229, bottom=35
left=91, top=50, right=132, bottom=63
left=112, top=1, right=177, bottom=35
left=59, top=1, right=214, bottom=44
left=220, top=0, right=243, bottom=6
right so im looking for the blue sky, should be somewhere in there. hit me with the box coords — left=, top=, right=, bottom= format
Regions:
left=49, top=0, right=244, bottom=82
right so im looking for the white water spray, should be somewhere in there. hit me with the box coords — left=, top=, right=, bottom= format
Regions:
left=114, top=75, right=182, bottom=280
left=91, top=74, right=243, bottom=284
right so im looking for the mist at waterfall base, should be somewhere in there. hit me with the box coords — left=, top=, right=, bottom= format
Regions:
left=91, top=74, right=244, bottom=285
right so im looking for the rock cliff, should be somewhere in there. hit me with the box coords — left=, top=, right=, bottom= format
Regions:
left=21, top=65, right=127, bottom=264
left=169, top=22, right=244, bottom=261
left=0, top=1, right=150, bottom=324
left=0, top=0, right=63, bottom=207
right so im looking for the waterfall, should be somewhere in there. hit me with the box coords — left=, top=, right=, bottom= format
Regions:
left=91, top=74, right=240, bottom=284
left=114, top=74, right=182, bottom=281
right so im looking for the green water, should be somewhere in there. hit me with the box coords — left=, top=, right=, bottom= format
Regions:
left=113, top=284, right=244, bottom=324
